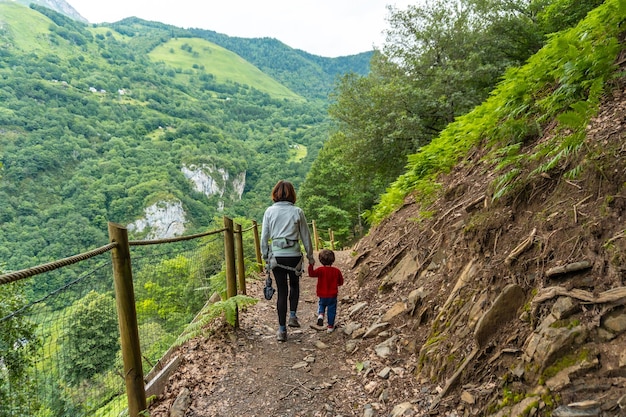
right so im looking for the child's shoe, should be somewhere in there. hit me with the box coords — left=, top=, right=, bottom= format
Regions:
left=317, top=315, right=324, bottom=327
left=327, top=325, right=335, bottom=333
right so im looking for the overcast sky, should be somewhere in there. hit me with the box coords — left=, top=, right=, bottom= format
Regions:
left=65, top=0, right=413, bottom=57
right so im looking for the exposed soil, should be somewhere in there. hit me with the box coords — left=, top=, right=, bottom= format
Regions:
left=148, top=250, right=430, bottom=417
left=149, top=77, right=626, bottom=416
left=150, top=251, right=426, bottom=417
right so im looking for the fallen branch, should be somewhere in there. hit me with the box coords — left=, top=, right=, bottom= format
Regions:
left=545, top=260, right=591, bottom=278
left=493, top=229, right=501, bottom=256
left=433, top=199, right=466, bottom=229
left=505, top=227, right=537, bottom=265
left=464, top=195, right=485, bottom=212
left=575, top=194, right=594, bottom=207
left=279, top=385, right=298, bottom=400
left=565, top=180, right=582, bottom=190
left=533, top=286, right=626, bottom=304
left=605, top=231, right=625, bottom=246
left=430, top=347, right=480, bottom=410
left=280, top=379, right=313, bottom=400
left=573, top=195, right=593, bottom=224
left=566, top=236, right=582, bottom=261
left=295, top=378, right=313, bottom=394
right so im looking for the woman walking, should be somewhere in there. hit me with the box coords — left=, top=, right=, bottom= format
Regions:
left=261, top=180, right=315, bottom=342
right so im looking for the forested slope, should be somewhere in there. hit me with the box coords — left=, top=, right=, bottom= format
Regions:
left=299, top=0, right=608, bottom=246
left=0, top=2, right=368, bottom=271
left=188, top=28, right=374, bottom=100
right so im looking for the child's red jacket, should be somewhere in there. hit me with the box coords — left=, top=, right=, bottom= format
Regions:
left=308, top=264, right=344, bottom=298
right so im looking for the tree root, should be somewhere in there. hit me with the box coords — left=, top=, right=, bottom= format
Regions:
left=545, top=260, right=591, bottom=278
left=530, top=286, right=626, bottom=320
left=464, top=195, right=486, bottom=212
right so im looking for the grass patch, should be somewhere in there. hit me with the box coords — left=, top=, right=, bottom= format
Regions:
left=148, top=37, right=301, bottom=100
left=541, top=349, right=590, bottom=381
left=288, top=144, right=307, bottom=163
left=0, top=2, right=57, bottom=51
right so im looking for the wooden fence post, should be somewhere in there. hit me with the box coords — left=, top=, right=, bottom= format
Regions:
left=329, top=229, right=335, bottom=250
left=253, top=220, right=263, bottom=272
left=235, top=223, right=246, bottom=295
left=312, top=220, right=319, bottom=251
left=223, top=217, right=237, bottom=299
left=108, top=222, right=146, bottom=417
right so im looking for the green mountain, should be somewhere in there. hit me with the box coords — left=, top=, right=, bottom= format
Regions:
left=0, top=2, right=369, bottom=270
left=147, top=37, right=301, bottom=100
left=187, top=28, right=374, bottom=99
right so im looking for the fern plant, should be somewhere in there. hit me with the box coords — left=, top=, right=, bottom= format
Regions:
left=370, top=0, right=624, bottom=223
left=208, top=270, right=228, bottom=300
left=174, top=295, right=258, bottom=346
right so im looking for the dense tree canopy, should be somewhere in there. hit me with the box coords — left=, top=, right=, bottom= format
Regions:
left=60, top=291, right=119, bottom=384
left=0, top=282, right=39, bottom=416
left=300, top=0, right=605, bottom=243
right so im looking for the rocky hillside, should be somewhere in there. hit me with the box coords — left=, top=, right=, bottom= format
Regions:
left=344, top=71, right=626, bottom=415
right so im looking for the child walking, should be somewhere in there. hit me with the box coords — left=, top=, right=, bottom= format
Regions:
left=308, top=249, right=344, bottom=333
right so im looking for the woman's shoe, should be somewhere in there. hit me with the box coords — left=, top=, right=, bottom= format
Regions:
left=288, top=317, right=300, bottom=327
left=277, top=330, right=287, bottom=342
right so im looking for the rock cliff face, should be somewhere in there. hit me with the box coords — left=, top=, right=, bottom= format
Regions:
left=181, top=164, right=246, bottom=204
left=126, top=165, right=246, bottom=239
left=127, top=200, right=186, bottom=239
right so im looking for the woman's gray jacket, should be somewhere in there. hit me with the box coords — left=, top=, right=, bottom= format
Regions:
left=261, top=201, right=315, bottom=266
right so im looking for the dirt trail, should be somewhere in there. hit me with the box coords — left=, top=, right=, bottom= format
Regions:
left=149, top=250, right=384, bottom=417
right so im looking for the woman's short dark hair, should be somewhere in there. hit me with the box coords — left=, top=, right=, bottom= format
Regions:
left=271, top=180, right=297, bottom=203
left=318, top=249, right=335, bottom=266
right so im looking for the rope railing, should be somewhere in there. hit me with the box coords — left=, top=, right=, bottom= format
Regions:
left=238, top=224, right=257, bottom=233
left=0, top=260, right=112, bottom=323
left=0, top=242, right=118, bottom=285
left=129, top=227, right=227, bottom=246
left=0, top=219, right=332, bottom=286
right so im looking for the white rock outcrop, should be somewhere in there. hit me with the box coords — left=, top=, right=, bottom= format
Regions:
left=182, top=164, right=227, bottom=197
left=181, top=164, right=246, bottom=205
left=127, top=200, right=186, bottom=239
